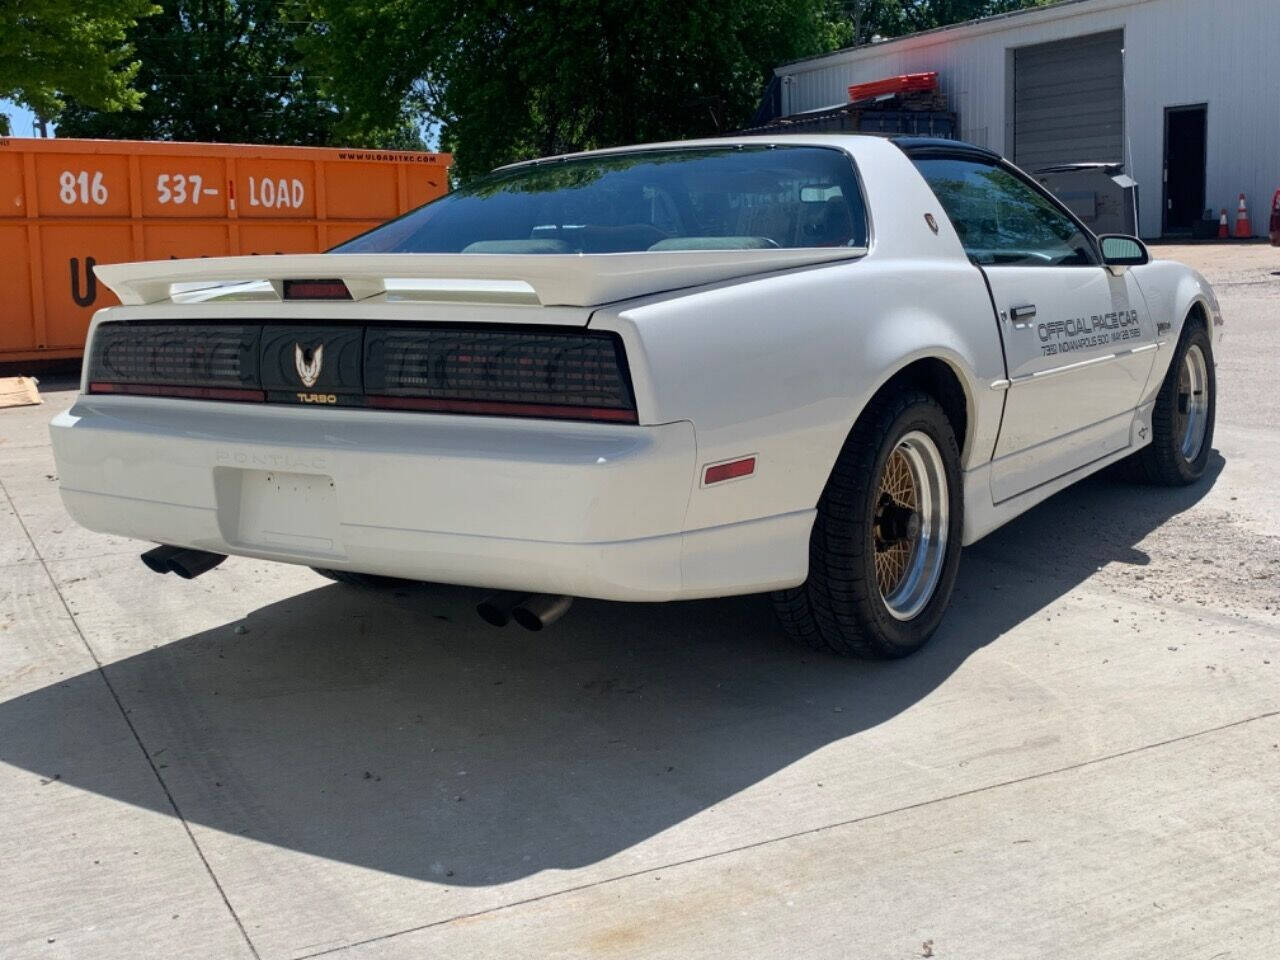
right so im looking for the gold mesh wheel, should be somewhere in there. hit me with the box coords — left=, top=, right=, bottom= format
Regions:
left=872, top=431, right=949, bottom=621
left=874, top=449, right=917, bottom=596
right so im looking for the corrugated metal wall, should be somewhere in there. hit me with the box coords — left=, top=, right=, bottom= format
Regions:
left=1013, top=30, right=1124, bottom=169
left=777, top=0, right=1280, bottom=237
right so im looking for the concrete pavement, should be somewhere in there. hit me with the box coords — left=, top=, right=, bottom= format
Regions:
left=1, top=242, right=1277, bottom=959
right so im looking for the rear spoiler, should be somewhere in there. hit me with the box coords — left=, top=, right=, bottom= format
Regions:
left=94, top=249, right=866, bottom=308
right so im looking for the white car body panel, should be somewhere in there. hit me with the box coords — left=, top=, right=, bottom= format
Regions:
left=50, top=134, right=1221, bottom=601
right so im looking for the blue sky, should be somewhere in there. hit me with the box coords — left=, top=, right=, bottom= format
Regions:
left=1, top=100, right=53, bottom=137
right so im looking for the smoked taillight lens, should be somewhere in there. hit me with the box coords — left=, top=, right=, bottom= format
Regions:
left=87, top=323, right=262, bottom=398
left=86, top=321, right=637, bottom=423
left=364, top=327, right=637, bottom=422
left=282, top=279, right=352, bottom=300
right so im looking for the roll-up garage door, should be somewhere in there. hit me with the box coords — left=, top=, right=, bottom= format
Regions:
left=1013, top=30, right=1124, bottom=170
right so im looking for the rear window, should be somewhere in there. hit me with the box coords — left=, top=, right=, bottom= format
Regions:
left=332, top=146, right=868, bottom=255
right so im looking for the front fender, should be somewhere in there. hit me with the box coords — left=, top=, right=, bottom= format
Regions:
left=1130, top=259, right=1222, bottom=403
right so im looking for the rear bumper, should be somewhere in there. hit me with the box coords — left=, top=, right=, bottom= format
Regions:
left=50, top=396, right=811, bottom=601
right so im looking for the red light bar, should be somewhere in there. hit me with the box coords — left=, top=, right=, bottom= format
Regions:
left=704, top=457, right=756, bottom=485
left=89, top=382, right=265, bottom=402
left=367, top=395, right=638, bottom=423
left=282, top=279, right=352, bottom=300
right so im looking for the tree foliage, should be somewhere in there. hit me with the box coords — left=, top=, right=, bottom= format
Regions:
left=55, top=0, right=425, bottom=148
left=835, top=0, right=1056, bottom=44
left=307, top=0, right=842, bottom=179
left=56, top=0, right=333, bottom=144
left=21, top=0, right=1053, bottom=157
left=307, top=0, right=1055, bottom=179
left=0, top=0, right=159, bottom=134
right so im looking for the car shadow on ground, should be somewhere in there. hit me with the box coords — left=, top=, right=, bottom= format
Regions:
left=0, top=455, right=1223, bottom=886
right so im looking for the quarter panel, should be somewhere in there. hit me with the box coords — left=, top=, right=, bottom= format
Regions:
left=594, top=257, right=1004, bottom=532
left=591, top=136, right=1009, bottom=534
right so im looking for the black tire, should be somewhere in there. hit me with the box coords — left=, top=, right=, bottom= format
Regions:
left=772, top=390, right=964, bottom=659
left=311, top=568, right=410, bottom=588
left=1130, top=322, right=1215, bottom=486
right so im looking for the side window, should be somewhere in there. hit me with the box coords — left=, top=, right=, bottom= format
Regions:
left=912, top=156, right=1096, bottom=267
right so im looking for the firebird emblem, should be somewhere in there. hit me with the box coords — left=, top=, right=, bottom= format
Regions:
left=294, top=343, right=324, bottom=388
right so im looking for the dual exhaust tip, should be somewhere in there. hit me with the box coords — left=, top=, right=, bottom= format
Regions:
left=476, top=591, right=574, bottom=632
left=142, top=546, right=571, bottom=631
left=141, top=545, right=227, bottom=580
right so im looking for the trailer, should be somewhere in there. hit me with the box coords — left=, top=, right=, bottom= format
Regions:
left=0, top=138, right=451, bottom=363
left=741, top=72, right=956, bottom=140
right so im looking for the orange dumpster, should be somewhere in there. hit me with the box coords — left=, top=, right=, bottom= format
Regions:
left=0, top=137, right=451, bottom=362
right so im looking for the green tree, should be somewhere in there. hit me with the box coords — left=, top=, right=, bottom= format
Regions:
left=899, top=0, right=1056, bottom=32
left=307, top=0, right=839, bottom=179
left=0, top=0, right=159, bottom=134
left=830, top=0, right=1055, bottom=45
left=308, top=0, right=1056, bottom=179
left=56, top=0, right=424, bottom=148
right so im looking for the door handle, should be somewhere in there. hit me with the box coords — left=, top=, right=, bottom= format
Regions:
left=1009, top=304, right=1036, bottom=327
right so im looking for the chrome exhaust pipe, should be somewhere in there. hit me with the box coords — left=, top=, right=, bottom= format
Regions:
left=166, top=548, right=227, bottom=580
left=476, top=591, right=532, bottom=627
left=141, top=545, right=182, bottom=574
left=511, top=595, right=574, bottom=632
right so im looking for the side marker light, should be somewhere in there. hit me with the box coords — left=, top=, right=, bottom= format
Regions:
left=704, top=457, right=756, bottom=485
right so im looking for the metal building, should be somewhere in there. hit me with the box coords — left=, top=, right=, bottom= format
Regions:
left=773, top=0, right=1280, bottom=238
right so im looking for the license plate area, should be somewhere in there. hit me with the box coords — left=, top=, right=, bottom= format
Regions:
left=214, top=467, right=343, bottom=557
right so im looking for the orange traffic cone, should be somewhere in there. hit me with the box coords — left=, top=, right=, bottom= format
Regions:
left=1234, top=193, right=1251, bottom=238
left=1218, top=209, right=1229, bottom=239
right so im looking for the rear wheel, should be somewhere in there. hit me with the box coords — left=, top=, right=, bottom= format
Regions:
left=1131, top=323, right=1215, bottom=485
left=773, top=390, right=964, bottom=658
left=311, top=568, right=410, bottom=588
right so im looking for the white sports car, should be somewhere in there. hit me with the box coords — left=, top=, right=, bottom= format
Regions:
left=50, top=135, right=1221, bottom=657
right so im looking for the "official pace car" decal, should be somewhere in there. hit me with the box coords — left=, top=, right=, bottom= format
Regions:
left=1037, top=310, right=1143, bottom=356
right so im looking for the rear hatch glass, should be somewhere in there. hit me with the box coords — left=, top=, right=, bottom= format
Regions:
left=332, top=146, right=868, bottom=255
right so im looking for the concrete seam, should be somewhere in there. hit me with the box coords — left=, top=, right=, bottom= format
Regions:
left=293, top=706, right=1280, bottom=958
left=0, top=477, right=262, bottom=960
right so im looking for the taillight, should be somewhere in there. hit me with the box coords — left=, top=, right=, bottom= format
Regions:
left=87, top=323, right=262, bottom=399
left=282, top=279, right=352, bottom=300
left=364, top=328, right=636, bottom=422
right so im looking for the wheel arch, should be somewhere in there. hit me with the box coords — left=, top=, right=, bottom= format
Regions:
left=791, top=348, right=981, bottom=532
left=868, top=356, right=971, bottom=460
left=1184, top=297, right=1211, bottom=332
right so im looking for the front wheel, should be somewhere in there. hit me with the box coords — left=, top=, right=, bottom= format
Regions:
left=1131, top=323, right=1216, bottom=485
left=773, top=390, right=964, bottom=659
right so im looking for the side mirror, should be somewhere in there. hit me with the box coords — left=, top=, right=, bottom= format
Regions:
left=1099, top=234, right=1149, bottom=275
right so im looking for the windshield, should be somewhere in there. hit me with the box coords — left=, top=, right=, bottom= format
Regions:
left=332, top=146, right=868, bottom=255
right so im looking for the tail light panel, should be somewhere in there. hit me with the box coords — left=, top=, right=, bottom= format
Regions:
left=87, top=321, right=637, bottom=424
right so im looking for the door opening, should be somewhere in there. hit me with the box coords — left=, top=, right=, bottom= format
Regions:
left=1163, top=105, right=1207, bottom=235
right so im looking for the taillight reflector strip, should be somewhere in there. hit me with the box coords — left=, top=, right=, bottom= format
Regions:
left=367, top=395, right=638, bottom=423
left=89, top=382, right=266, bottom=402
left=704, top=457, right=756, bottom=485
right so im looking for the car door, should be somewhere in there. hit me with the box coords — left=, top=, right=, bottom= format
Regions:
left=912, top=154, right=1157, bottom=502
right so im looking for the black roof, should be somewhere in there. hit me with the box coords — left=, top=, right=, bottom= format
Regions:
left=890, top=136, right=1001, bottom=160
